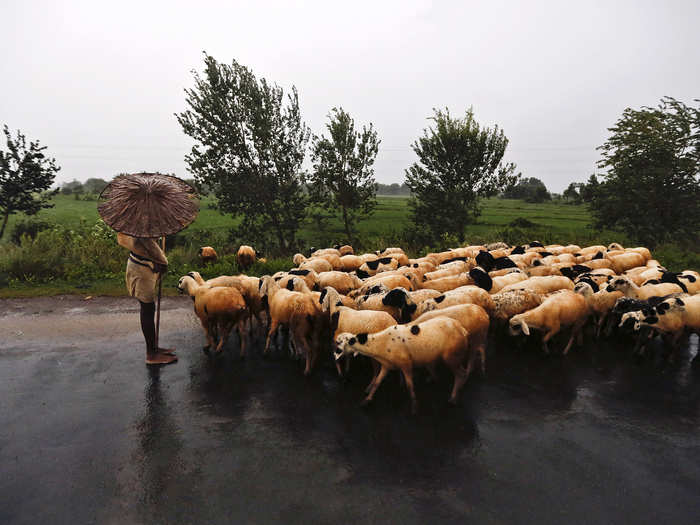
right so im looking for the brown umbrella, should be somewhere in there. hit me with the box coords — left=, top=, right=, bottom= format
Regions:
left=98, top=172, right=198, bottom=237
left=98, top=172, right=199, bottom=355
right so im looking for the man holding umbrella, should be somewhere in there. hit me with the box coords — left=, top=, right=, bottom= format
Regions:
left=117, top=232, right=177, bottom=365
left=99, top=172, right=199, bottom=366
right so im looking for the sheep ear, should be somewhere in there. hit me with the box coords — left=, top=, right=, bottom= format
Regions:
left=676, top=298, right=685, bottom=306
left=286, top=279, right=295, bottom=291
left=319, top=288, right=327, bottom=305
left=521, top=321, right=530, bottom=336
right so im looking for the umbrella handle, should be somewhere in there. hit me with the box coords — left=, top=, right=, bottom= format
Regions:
left=155, top=274, right=162, bottom=350
left=155, top=236, right=165, bottom=350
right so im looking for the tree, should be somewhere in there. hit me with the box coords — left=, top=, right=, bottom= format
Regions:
left=578, top=174, right=599, bottom=203
left=83, top=178, right=108, bottom=194
left=562, top=182, right=581, bottom=203
left=405, top=108, right=519, bottom=242
left=308, top=107, right=380, bottom=242
left=0, top=125, right=60, bottom=239
left=176, top=53, right=310, bottom=252
left=61, top=179, right=83, bottom=196
left=503, top=177, right=551, bottom=202
left=591, top=97, right=700, bottom=247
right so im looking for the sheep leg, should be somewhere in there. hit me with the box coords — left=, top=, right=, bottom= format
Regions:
left=362, top=365, right=390, bottom=405
left=401, top=367, right=418, bottom=414
left=561, top=331, right=576, bottom=355
left=215, top=319, right=236, bottom=353
left=448, top=365, right=469, bottom=405
left=425, top=363, right=438, bottom=384
left=264, top=319, right=279, bottom=354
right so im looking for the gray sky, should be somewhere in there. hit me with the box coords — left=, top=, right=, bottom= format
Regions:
left=2, top=0, right=698, bottom=192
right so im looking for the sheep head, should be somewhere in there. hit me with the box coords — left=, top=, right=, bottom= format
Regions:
left=509, top=317, right=530, bottom=336
left=334, top=332, right=365, bottom=360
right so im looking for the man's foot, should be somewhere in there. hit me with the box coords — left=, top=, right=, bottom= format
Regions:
left=157, top=347, right=176, bottom=356
left=146, top=352, right=178, bottom=365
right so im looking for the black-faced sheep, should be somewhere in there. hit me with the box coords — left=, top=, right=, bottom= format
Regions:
left=605, top=276, right=684, bottom=300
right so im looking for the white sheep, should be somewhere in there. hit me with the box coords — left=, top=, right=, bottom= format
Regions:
left=335, top=317, right=472, bottom=412
left=509, top=290, right=589, bottom=354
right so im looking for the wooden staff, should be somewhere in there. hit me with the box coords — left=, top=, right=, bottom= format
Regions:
left=155, top=236, right=165, bottom=350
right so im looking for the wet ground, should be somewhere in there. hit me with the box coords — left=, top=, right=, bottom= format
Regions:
left=1, top=295, right=699, bottom=524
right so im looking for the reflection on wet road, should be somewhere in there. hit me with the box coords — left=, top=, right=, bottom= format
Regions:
left=0, top=298, right=699, bottom=524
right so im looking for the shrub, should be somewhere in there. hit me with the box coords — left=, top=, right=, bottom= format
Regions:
left=10, top=219, right=55, bottom=244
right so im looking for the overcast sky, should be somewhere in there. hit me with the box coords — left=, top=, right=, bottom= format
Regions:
left=2, top=0, right=698, bottom=192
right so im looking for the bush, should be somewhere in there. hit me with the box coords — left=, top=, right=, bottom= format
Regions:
left=10, top=219, right=55, bottom=244
left=509, top=217, right=537, bottom=228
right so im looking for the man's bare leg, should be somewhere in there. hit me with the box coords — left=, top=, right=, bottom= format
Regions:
left=140, top=301, right=177, bottom=365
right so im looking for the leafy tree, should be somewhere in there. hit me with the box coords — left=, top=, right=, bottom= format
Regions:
left=176, top=53, right=310, bottom=252
left=405, top=107, right=520, bottom=242
left=591, top=97, right=700, bottom=247
left=60, top=179, right=84, bottom=195
left=578, top=174, right=599, bottom=203
left=503, top=177, right=551, bottom=202
left=562, top=182, right=581, bottom=203
left=0, top=125, right=60, bottom=239
left=83, top=178, right=108, bottom=194
left=308, top=107, right=380, bottom=242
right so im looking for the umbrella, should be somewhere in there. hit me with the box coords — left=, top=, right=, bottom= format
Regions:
left=98, top=172, right=199, bottom=355
left=98, top=172, right=198, bottom=238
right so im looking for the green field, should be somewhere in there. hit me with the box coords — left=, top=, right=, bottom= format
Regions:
left=2, top=194, right=698, bottom=297
left=3, top=194, right=598, bottom=247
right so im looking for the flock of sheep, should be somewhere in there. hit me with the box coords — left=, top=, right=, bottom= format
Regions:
left=177, top=242, right=700, bottom=413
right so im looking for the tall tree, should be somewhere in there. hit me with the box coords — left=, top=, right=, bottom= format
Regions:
left=308, top=107, right=380, bottom=242
left=405, top=108, right=519, bottom=242
left=503, top=177, right=551, bottom=202
left=0, top=125, right=60, bottom=239
left=176, top=53, right=310, bottom=252
left=591, top=97, right=700, bottom=247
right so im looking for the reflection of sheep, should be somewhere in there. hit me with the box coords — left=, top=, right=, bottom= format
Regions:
left=335, top=317, right=472, bottom=412
left=509, top=290, right=589, bottom=354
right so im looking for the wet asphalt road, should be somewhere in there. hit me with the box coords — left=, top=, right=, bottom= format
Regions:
left=1, top=296, right=699, bottom=525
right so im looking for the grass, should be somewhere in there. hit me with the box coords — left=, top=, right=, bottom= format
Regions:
left=1, top=194, right=698, bottom=297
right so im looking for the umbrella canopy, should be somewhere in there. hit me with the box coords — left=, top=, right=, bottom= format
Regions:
left=98, top=172, right=199, bottom=237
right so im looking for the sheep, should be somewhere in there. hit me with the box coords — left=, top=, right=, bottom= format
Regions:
left=299, top=257, right=333, bottom=274
left=339, top=254, right=364, bottom=272
left=574, top=280, right=624, bottom=337
left=281, top=268, right=318, bottom=291
left=627, top=247, right=652, bottom=262
left=320, top=286, right=397, bottom=376
left=335, top=317, right=472, bottom=412
left=420, top=272, right=474, bottom=293
left=490, top=289, right=543, bottom=325
left=236, top=245, right=257, bottom=271
left=276, top=274, right=313, bottom=293
left=675, top=271, right=700, bottom=295
left=608, top=242, right=624, bottom=251
left=356, top=257, right=399, bottom=278
left=509, top=290, right=589, bottom=354
left=338, top=245, right=354, bottom=256
left=469, top=267, right=527, bottom=293
left=412, top=285, right=495, bottom=319
left=412, top=303, right=490, bottom=374
left=177, top=275, right=248, bottom=355
left=424, top=260, right=472, bottom=281
left=406, top=288, right=443, bottom=303
left=316, top=270, right=362, bottom=295
left=355, top=273, right=417, bottom=295
left=640, top=295, right=700, bottom=347
left=607, top=252, right=645, bottom=274
left=355, top=287, right=417, bottom=323
left=499, top=275, right=575, bottom=295
left=259, top=276, right=322, bottom=375
left=189, top=271, right=266, bottom=338
left=475, top=250, right=518, bottom=272
left=311, top=247, right=342, bottom=257
left=605, top=276, right=684, bottom=300
left=316, top=252, right=343, bottom=270
left=198, top=246, right=218, bottom=264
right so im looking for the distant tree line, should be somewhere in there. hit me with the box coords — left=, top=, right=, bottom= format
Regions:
left=501, top=177, right=551, bottom=203
left=376, top=183, right=411, bottom=196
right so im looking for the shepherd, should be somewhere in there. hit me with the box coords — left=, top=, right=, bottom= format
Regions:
left=98, top=172, right=199, bottom=366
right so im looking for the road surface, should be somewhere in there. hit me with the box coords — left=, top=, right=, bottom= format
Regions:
left=1, top=295, right=699, bottom=524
